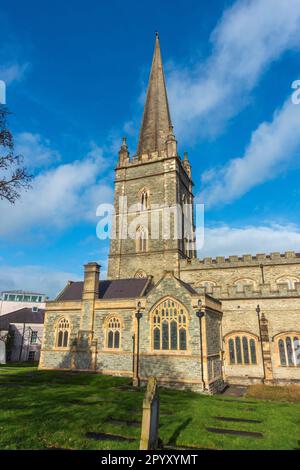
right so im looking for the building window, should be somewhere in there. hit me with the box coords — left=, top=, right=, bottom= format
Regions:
left=226, top=334, right=257, bottom=365
left=30, top=331, right=38, bottom=344
left=28, top=351, right=35, bottom=361
left=277, top=334, right=300, bottom=366
left=56, top=318, right=70, bottom=348
left=106, top=317, right=121, bottom=349
left=151, top=298, right=188, bottom=352
left=276, top=277, right=299, bottom=290
left=140, top=190, right=149, bottom=211
left=199, top=281, right=216, bottom=293
left=134, top=270, right=147, bottom=278
left=234, top=278, right=256, bottom=292
left=136, top=226, right=147, bottom=253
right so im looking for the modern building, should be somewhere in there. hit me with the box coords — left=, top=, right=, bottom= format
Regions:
left=0, top=307, right=45, bottom=362
left=0, top=290, right=46, bottom=316
left=39, top=35, right=300, bottom=392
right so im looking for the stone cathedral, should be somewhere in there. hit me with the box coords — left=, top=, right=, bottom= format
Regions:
left=40, top=35, right=300, bottom=392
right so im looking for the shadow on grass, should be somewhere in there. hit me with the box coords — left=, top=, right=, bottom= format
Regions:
left=167, top=417, right=192, bottom=446
left=0, top=367, right=144, bottom=449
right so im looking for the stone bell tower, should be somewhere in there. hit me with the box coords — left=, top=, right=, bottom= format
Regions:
left=107, top=34, right=196, bottom=282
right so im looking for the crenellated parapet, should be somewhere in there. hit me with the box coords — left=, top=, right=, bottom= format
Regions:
left=194, top=282, right=300, bottom=299
left=180, top=251, right=300, bottom=270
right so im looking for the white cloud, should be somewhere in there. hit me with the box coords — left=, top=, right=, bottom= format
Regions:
left=0, top=141, right=114, bottom=237
left=168, top=0, right=300, bottom=138
left=123, top=120, right=137, bottom=137
left=15, top=132, right=61, bottom=169
left=0, top=264, right=80, bottom=299
left=0, top=61, right=29, bottom=85
left=201, top=97, right=300, bottom=207
left=199, top=223, right=300, bottom=258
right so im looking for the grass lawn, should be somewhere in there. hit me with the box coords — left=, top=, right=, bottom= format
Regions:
left=0, top=364, right=299, bottom=450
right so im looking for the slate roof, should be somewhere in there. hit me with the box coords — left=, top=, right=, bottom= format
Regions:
left=56, top=278, right=151, bottom=301
left=177, top=278, right=199, bottom=295
left=0, top=308, right=45, bottom=330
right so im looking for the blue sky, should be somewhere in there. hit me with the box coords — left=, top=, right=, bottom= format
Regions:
left=1, top=0, right=300, bottom=297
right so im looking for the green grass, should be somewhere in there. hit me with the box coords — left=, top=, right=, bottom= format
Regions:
left=0, top=364, right=299, bottom=450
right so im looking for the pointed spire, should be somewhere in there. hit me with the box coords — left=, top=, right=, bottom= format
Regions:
left=118, top=136, right=129, bottom=166
left=182, top=151, right=191, bottom=177
left=137, top=33, right=173, bottom=155
left=121, top=136, right=128, bottom=150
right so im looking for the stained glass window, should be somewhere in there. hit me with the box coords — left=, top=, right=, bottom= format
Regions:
left=171, top=321, right=178, bottom=350
left=235, top=337, right=242, bottom=364
left=162, top=321, right=169, bottom=350
left=151, top=298, right=188, bottom=351
left=154, top=328, right=160, bottom=350
left=286, top=337, right=294, bottom=366
left=106, top=317, right=121, bottom=349
left=277, top=334, right=300, bottom=367
left=179, top=328, right=187, bottom=350
left=294, top=337, right=300, bottom=366
left=250, top=339, right=257, bottom=364
left=242, top=336, right=250, bottom=364
left=114, top=330, right=120, bottom=349
left=278, top=339, right=286, bottom=366
left=229, top=339, right=235, bottom=364
left=56, top=318, right=70, bottom=348
left=57, top=330, right=63, bottom=348
left=227, top=335, right=257, bottom=365
left=108, top=330, right=114, bottom=348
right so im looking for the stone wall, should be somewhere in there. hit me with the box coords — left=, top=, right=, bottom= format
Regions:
left=108, top=153, right=195, bottom=282
left=180, top=251, right=300, bottom=292
left=180, top=252, right=300, bottom=385
left=138, top=275, right=205, bottom=391
left=40, top=275, right=224, bottom=393
left=40, top=308, right=81, bottom=370
left=221, top=297, right=300, bottom=384
left=94, top=309, right=134, bottom=375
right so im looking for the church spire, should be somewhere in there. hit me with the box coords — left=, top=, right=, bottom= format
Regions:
left=136, top=33, right=173, bottom=156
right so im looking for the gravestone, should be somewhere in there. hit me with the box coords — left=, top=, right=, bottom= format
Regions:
left=140, top=377, right=159, bottom=450
left=0, top=339, right=6, bottom=365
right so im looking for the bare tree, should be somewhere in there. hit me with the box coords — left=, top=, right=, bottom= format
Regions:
left=0, top=105, right=32, bottom=203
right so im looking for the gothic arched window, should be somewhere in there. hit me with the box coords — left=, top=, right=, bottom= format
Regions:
left=134, top=270, right=147, bottom=279
left=140, top=190, right=149, bottom=211
left=56, top=318, right=70, bottom=348
left=106, top=316, right=122, bottom=350
left=226, top=333, right=257, bottom=365
left=151, top=298, right=188, bottom=352
left=276, top=333, right=300, bottom=366
left=199, top=281, right=216, bottom=293
left=276, top=277, right=299, bottom=290
left=136, top=226, right=148, bottom=253
left=234, top=278, right=256, bottom=293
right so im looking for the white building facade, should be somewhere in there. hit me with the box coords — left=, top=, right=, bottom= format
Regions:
left=0, top=291, right=46, bottom=316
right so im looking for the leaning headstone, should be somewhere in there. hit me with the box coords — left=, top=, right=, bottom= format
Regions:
left=140, top=377, right=159, bottom=450
left=0, top=339, right=6, bottom=365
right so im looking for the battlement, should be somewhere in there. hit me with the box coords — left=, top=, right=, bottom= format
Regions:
left=194, top=282, right=300, bottom=300
left=180, top=251, right=300, bottom=270
left=117, top=150, right=187, bottom=167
